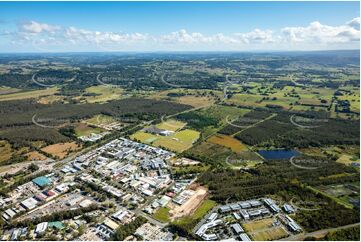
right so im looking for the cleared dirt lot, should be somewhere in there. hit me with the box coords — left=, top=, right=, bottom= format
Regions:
left=169, top=185, right=208, bottom=219
left=41, top=142, right=80, bottom=159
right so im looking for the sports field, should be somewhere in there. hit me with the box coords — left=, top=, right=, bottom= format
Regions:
left=250, top=227, right=288, bottom=241
left=243, top=218, right=288, bottom=241
left=130, top=128, right=200, bottom=152
left=243, top=218, right=274, bottom=231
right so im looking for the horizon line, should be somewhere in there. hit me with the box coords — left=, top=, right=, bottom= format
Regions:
left=0, top=49, right=359, bottom=55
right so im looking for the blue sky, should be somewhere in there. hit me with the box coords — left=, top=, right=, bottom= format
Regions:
left=0, top=1, right=359, bottom=52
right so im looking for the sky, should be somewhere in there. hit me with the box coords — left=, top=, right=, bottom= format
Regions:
left=0, top=1, right=359, bottom=52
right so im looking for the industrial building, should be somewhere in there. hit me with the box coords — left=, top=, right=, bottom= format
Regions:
left=32, top=176, right=51, bottom=188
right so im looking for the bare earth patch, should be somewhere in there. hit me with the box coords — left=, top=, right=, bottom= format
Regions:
left=41, top=142, right=80, bottom=159
left=26, top=151, right=48, bottom=161
left=169, top=185, right=208, bottom=220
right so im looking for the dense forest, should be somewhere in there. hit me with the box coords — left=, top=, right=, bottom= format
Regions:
left=0, top=98, right=191, bottom=147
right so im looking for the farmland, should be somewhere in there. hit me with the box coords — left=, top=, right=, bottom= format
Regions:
left=0, top=50, right=359, bottom=241
left=78, top=85, right=124, bottom=103
left=0, top=87, right=59, bottom=101
left=41, top=142, right=81, bottom=159
left=207, top=134, right=248, bottom=153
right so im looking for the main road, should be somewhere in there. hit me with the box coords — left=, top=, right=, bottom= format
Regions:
left=281, top=223, right=360, bottom=241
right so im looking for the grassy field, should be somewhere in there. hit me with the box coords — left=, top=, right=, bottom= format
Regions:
left=130, top=128, right=200, bottom=153
left=85, top=114, right=117, bottom=125
left=80, top=85, right=124, bottom=103
left=37, top=95, right=67, bottom=104
left=0, top=140, right=13, bottom=163
left=337, top=87, right=360, bottom=113
left=308, top=186, right=354, bottom=209
left=156, top=119, right=186, bottom=132
left=74, top=123, right=106, bottom=137
left=0, top=86, right=22, bottom=95
left=250, top=227, right=288, bottom=241
left=336, top=154, right=360, bottom=166
left=243, top=218, right=288, bottom=241
left=186, top=141, right=233, bottom=163
left=190, top=199, right=216, bottom=220
left=226, top=152, right=263, bottom=168
left=0, top=87, right=58, bottom=101
left=199, top=105, right=250, bottom=123
left=207, top=134, right=248, bottom=153
left=172, top=199, right=216, bottom=227
left=41, top=142, right=80, bottom=159
left=25, top=151, right=48, bottom=161
left=153, top=207, right=171, bottom=223
left=150, top=88, right=217, bottom=107
left=243, top=218, right=274, bottom=231
left=176, top=95, right=214, bottom=108
left=225, top=85, right=335, bottom=111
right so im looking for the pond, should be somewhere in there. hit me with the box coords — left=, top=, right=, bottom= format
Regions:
left=258, top=149, right=300, bottom=160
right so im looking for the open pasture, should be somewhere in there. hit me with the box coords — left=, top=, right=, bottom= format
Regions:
left=207, top=133, right=248, bottom=153
left=0, top=87, right=58, bottom=101
left=80, top=85, right=124, bottom=103
left=74, top=123, right=106, bottom=137
left=41, top=141, right=80, bottom=159
left=156, top=119, right=186, bottom=132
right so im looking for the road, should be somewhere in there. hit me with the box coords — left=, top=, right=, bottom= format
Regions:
left=282, top=223, right=360, bottom=241
left=231, top=113, right=277, bottom=137
left=0, top=158, right=53, bottom=177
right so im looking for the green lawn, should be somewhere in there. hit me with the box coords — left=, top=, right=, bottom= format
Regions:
left=172, top=199, right=217, bottom=232
left=153, top=207, right=171, bottom=223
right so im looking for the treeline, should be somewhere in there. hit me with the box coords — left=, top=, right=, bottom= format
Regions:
left=0, top=170, right=50, bottom=196
left=321, top=226, right=360, bottom=241
left=10, top=204, right=99, bottom=228
left=176, top=112, right=218, bottom=130
left=256, top=158, right=359, bottom=187
left=199, top=168, right=286, bottom=201
left=219, top=110, right=271, bottom=135
left=111, top=216, right=147, bottom=241
left=199, top=167, right=360, bottom=232
left=0, top=98, right=191, bottom=128
left=0, top=73, right=32, bottom=88
left=236, top=112, right=359, bottom=148
left=0, top=98, right=191, bottom=148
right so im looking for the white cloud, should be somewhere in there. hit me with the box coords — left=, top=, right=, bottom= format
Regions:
left=282, top=19, right=360, bottom=44
left=20, top=21, right=60, bottom=34
left=160, top=29, right=214, bottom=44
left=347, top=17, right=360, bottom=30
left=64, top=26, right=149, bottom=45
left=2, top=18, right=359, bottom=51
left=234, top=29, right=275, bottom=44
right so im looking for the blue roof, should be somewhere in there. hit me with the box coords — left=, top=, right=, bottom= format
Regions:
left=32, top=176, right=51, bottom=187
left=49, top=221, right=65, bottom=229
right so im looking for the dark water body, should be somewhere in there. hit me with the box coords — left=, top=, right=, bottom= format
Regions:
left=258, top=149, right=300, bottom=160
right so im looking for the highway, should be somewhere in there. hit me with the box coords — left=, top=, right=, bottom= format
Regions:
left=282, top=222, right=360, bottom=241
